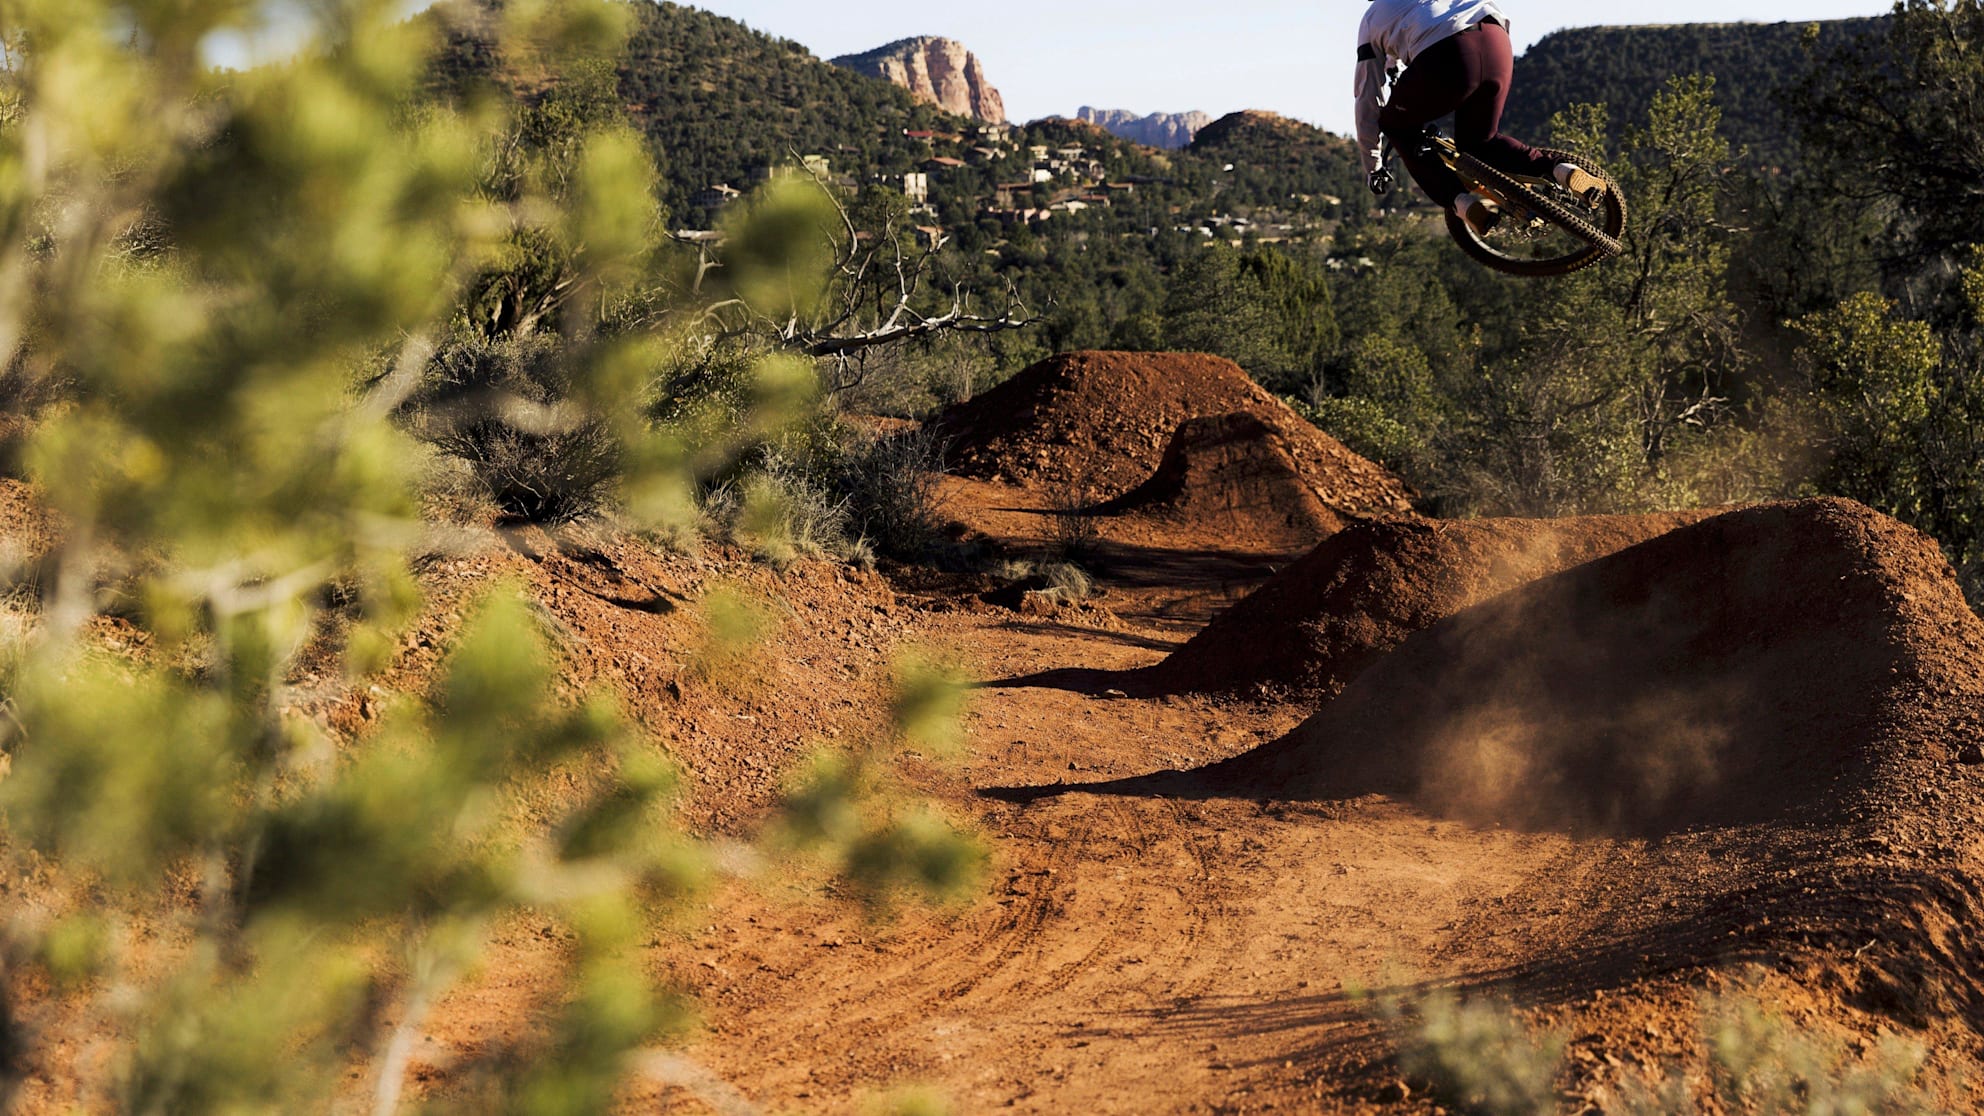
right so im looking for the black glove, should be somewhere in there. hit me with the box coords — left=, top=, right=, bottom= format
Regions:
left=1368, top=168, right=1393, bottom=197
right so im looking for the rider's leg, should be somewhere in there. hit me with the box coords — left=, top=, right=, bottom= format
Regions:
left=1376, top=33, right=1472, bottom=209
left=1450, top=23, right=1596, bottom=193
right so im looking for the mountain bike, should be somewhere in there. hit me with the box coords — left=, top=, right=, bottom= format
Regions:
left=1409, top=125, right=1628, bottom=278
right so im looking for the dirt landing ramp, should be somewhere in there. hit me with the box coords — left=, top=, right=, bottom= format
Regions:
left=1142, top=511, right=1713, bottom=699
left=936, top=350, right=1415, bottom=517
left=1101, top=412, right=1348, bottom=549
left=1214, top=498, right=1984, bottom=836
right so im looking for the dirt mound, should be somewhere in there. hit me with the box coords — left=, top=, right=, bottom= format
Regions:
left=1147, top=511, right=1713, bottom=698
left=1101, top=412, right=1348, bottom=548
left=1218, top=498, right=1984, bottom=835
left=937, top=350, right=1414, bottom=516
left=0, top=477, right=60, bottom=581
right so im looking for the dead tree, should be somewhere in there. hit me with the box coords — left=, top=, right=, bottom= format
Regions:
left=677, top=159, right=1040, bottom=390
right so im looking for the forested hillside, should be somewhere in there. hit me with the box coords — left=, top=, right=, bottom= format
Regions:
left=1504, top=17, right=1886, bottom=163
left=1189, top=110, right=1366, bottom=211
left=418, top=0, right=1984, bottom=600
left=431, top=1, right=963, bottom=215
left=425, top=2, right=1373, bottom=372
left=616, top=4, right=957, bottom=212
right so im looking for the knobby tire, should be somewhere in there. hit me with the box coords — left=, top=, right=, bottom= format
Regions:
left=1445, top=148, right=1627, bottom=278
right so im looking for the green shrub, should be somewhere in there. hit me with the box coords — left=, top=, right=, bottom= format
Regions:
left=1383, top=986, right=1941, bottom=1116
left=413, top=333, right=621, bottom=522
left=0, top=1, right=968, bottom=1109
left=837, top=425, right=949, bottom=561
left=1391, top=990, right=1564, bottom=1115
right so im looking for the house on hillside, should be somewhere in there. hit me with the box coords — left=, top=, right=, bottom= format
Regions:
left=978, top=123, right=1013, bottom=144
left=898, top=172, right=929, bottom=204
left=691, top=183, right=741, bottom=209
left=750, top=155, right=834, bottom=182
left=913, top=225, right=946, bottom=250
left=985, top=206, right=1053, bottom=227
left=1027, top=144, right=1049, bottom=162
left=922, top=156, right=966, bottom=173
left=994, top=181, right=1035, bottom=207
left=967, top=146, right=1004, bottom=164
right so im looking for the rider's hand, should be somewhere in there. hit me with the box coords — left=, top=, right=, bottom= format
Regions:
left=1368, top=169, right=1393, bottom=197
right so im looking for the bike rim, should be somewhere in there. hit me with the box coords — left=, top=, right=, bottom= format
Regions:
left=1468, top=178, right=1618, bottom=266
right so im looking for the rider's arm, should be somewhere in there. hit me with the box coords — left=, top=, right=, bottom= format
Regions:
left=1352, top=40, right=1388, bottom=179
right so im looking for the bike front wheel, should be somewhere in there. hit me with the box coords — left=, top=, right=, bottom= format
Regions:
left=1445, top=148, right=1628, bottom=278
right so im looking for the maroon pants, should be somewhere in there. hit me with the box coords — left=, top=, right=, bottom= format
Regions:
left=1378, top=21, right=1552, bottom=207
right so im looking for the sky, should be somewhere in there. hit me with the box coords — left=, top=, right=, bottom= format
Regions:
left=695, top=0, right=1896, bottom=135
left=205, top=1, right=1899, bottom=137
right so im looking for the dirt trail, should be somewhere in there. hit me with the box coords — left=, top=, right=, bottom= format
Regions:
left=10, top=425, right=1984, bottom=1113
left=648, top=794, right=1584, bottom=1113
left=622, top=497, right=1984, bottom=1113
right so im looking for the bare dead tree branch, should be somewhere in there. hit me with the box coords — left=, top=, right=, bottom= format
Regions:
left=673, top=157, right=1039, bottom=382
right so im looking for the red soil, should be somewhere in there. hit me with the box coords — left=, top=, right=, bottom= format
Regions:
left=937, top=350, right=1415, bottom=519
left=12, top=439, right=1984, bottom=1113
left=1145, top=511, right=1715, bottom=699
left=1101, top=412, right=1349, bottom=551
left=1219, top=498, right=1984, bottom=836
left=0, top=477, right=56, bottom=562
left=294, top=526, right=917, bottom=832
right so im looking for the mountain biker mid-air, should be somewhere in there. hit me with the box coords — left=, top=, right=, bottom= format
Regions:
left=1354, top=0, right=1599, bottom=235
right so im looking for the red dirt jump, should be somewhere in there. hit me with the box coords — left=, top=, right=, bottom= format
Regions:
left=1214, top=499, right=1984, bottom=836
left=937, top=350, right=1415, bottom=518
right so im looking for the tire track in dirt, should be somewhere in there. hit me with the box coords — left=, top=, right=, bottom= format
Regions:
left=671, top=788, right=1264, bottom=1112
left=1163, top=798, right=1225, bottom=993
left=931, top=807, right=1101, bottom=1006
left=1008, top=801, right=1150, bottom=1003
left=929, top=795, right=1230, bottom=1018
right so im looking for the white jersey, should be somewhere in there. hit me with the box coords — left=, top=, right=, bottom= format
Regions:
left=1353, top=0, right=1510, bottom=175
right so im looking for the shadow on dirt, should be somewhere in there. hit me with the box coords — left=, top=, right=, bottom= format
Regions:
left=977, top=665, right=1160, bottom=695
left=1082, top=538, right=1288, bottom=594
left=978, top=765, right=1219, bottom=805
left=986, top=621, right=1183, bottom=655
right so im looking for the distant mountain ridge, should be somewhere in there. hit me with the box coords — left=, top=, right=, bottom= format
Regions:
left=1077, top=107, right=1212, bottom=150
left=1504, top=17, right=1887, bottom=165
left=1190, top=111, right=1366, bottom=209
left=831, top=36, right=1007, bottom=122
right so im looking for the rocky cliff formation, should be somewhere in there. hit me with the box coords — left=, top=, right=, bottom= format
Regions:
left=1076, top=107, right=1212, bottom=150
left=831, top=37, right=1006, bottom=122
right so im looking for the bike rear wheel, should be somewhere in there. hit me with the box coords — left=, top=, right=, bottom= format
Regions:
left=1445, top=148, right=1627, bottom=278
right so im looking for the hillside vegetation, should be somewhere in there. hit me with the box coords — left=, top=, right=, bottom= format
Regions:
left=426, top=2, right=1377, bottom=377
left=412, top=1, right=1984, bottom=598
left=7, top=0, right=1984, bottom=1111
left=1188, top=110, right=1366, bottom=211
left=431, top=1, right=959, bottom=217
left=1505, top=17, right=1887, bottom=164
